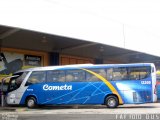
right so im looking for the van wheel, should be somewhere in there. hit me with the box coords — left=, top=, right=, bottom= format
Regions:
left=105, top=95, right=118, bottom=108
left=26, top=97, right=37, bottom=108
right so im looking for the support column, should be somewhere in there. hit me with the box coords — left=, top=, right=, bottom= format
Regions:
left=49, top=52, right=59, bottom=65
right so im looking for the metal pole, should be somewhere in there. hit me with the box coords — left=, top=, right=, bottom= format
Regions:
left=1, top=78, right=4, bottom=107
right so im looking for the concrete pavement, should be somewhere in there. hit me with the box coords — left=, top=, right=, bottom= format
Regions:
left=0, top=103, right=160, bottom=114
left=1, top=103, right=160, bottom=120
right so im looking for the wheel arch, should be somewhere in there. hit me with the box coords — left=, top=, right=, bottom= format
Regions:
left=104, top=94, right=119, bottom=105
left=25, top=95, right=38, bottom=105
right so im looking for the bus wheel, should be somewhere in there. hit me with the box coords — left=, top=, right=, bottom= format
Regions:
left=26, top=97, right=37, bottom=108
left=105, top=95, right=118, bottom=108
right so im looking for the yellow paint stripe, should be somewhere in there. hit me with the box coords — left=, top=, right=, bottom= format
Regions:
left=82, top=68, right=123, bottom=104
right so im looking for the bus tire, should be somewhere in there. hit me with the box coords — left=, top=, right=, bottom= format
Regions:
left=26, top=97, right=37, bottom=108
left=105, top=95, right=118, bottom=108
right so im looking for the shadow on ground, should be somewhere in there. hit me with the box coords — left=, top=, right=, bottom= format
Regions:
left=4, top=104, right=157, bottom=111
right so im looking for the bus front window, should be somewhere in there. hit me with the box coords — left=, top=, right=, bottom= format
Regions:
left=8, top=72, right=28, bottom=92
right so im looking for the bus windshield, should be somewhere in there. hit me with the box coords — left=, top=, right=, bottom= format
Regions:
left=8, top=72, right=28, bottom=92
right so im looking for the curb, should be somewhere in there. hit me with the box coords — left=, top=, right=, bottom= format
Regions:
left=0, top=107, right=16, bottom=111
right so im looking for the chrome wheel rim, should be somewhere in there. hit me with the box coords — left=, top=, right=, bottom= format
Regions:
left=108, top=98, right=116, bottom=107
left=28, top=99, right=35, bottom=107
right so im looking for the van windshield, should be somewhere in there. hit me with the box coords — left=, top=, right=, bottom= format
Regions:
left=8, top=72, right=28, bottom=92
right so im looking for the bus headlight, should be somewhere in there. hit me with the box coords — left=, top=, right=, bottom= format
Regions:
left=9, top=94, right=16, bottom=98
left=6, top=94, right=16, bottom=104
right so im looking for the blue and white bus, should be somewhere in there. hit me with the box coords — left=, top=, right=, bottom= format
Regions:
left=6, top=63, right=157, bottom=108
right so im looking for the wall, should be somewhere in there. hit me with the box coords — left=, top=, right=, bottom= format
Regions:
left=0, top=48, right=49, bottom=81
left=60, top=54, right=94, bottom=65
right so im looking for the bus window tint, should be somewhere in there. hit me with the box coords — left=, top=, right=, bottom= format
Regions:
left=98, top=69, right=107, bottom=78
left=8, top=72, right=28, bottom=91
left=106, top=68, right=113, bottom=80
left=86, top=69, right=106, bottom=81
left=47, top=70, right=65, bottom=82
left=66, top=70, right=85, bottom=82
left=128, top=67, right=151, bottom=80
left=27, top=71, right=46, bottom=85
left=112, top=67, right=128, bottom=80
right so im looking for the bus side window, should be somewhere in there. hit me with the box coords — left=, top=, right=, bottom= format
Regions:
left=98, top=69, right=107, bottom=78
left=47, top=70, right=65, bottom=82
left=120, top=68, right=128, bottom=80
left=128, top=67, right=139, bottom=80
left=26, top=71, right=46, bottom=86
left=66, top=70, right=85, bottom=82
left=108, top=67, right=128, bottom=81
left=128, top=66, right=151, bottom=80
left=106, top=68, right=113, bottom=80
left=66, top=74, right=74, bottom=82
left=86, top=74, right=97, bottom=81
left=86, top=69, right=104, bottom=81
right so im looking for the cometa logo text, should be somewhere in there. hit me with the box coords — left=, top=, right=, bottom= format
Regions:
left=43, top=84, right=72, bottom=91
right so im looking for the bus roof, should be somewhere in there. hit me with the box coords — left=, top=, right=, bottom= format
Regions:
left=15, top=63, right=154, bottom=73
